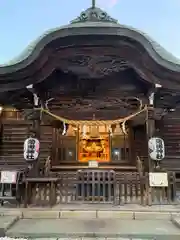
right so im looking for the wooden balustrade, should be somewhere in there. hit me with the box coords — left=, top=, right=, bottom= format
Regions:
left=23, top=170, right=177, bottom=207
left=58, top=170, right=116, bottom=203
left=24, top=177, right=59, bottom=207
left=115, top=172, right=146, bottom=205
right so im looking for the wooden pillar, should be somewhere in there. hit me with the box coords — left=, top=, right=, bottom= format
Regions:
left=52, top=127, right=57, bottom=165
left=146, top=91, right=157, bottom=172
left=128, top=121, right=135, bottom=165
left=31, top=96, right=41, bottom=176
left=0, top=107, right=3, bottom=155
left=33, top=115, right=41, bottom=176
left=76, top=126, right=80, bottom=162
left=32, top=112, right=40, bottom=138
left=146, top=107, right=155, bottom=172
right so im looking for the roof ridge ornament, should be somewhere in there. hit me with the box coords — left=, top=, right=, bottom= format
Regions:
left=92, top=0, right=96, bottom=8
left=70, top=1, right=118, bottom=24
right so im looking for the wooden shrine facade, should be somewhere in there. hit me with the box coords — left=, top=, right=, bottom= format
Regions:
left=0, top=106, right=143, bottom=169
left=0, top=104, right=179, bottom=172
left=0, top=4, right=180, bottom=206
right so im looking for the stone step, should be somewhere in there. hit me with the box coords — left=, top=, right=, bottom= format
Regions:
left=1, top=208, right=180, bottom=239
left=0, top=238, right=158, bottom=240
left=5, top=218, right=180, bottom=239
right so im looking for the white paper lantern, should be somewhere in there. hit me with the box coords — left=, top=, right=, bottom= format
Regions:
left=24, top=137, right=40, bottom=161
left=148, top=137, right=165, bottom=161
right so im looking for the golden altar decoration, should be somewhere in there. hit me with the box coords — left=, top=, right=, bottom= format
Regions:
left=78, top=124, right=110, bottom=162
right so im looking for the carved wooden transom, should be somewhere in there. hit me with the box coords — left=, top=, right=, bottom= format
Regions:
left=55, top=46, right=140, bottom=79
left=61, top=54, right=129, bottom=78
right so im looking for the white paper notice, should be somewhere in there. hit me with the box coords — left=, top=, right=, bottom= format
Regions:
left=149, top=172, right=168, bottom=187
left=0, top=171, right=17, bottom=184
left=88, top=160, right=99, bottom=168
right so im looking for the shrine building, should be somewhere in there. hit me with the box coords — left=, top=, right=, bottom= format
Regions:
left=0, top=3, right=180, bottom=206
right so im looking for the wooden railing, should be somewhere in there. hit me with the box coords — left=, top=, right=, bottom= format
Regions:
left=59, top=170, right=116, bottom=203
left=23, top=170, right=178, bottom=207
left=115, top=172, right=146, bottom=205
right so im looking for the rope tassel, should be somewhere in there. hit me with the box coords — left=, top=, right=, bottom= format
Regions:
left=62, top=122, right=67, bottom=135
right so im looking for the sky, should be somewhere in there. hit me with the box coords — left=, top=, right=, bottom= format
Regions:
left=0, top=0, right=180, bottom=64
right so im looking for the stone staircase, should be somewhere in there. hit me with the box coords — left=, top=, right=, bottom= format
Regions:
left=0, top=121, right=52, bottom=168
left=0, top=120, right=31, bottom=167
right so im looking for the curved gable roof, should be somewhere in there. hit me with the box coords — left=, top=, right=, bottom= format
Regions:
left=0, top=7, right=180, bottom=73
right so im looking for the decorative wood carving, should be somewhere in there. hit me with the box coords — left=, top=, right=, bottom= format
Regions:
left=71, top=6, right=118, bottom=24
left=113, top=124, right=123, bottom=135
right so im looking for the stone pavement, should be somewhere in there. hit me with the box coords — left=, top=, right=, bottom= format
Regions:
left=4, top=218, right=180, bottom=239
left=19, top=238, right=180, bottom=240
left=0, top=205, right=180, bottom=239
left=4, top=238, right=179, bottom=240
